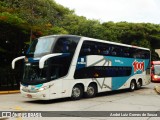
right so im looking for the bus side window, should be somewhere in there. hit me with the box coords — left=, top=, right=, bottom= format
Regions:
left=80, top=42, right=91, bottom=55
left=132, top=49, right=139, bottom=58
left=110, top=45, right=122, bottom=56
left=101, top=45, right=110, bottom=55
left=123, top=48, right=130, bottom=57
left=62, top=41, right=69, bottom=52
left=111, top=48, right=117, bottom=56
left=144, top=52, right=150, bottom=59
left=82, top=47, right=91, bottom=53
left=54, top=38, right=68, bottom=53
left=90, top=44, right=98, bottom=54
left=102, top=49, right=110, bottom=55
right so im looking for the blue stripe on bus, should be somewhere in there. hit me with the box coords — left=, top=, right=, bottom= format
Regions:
left=112, top=76, right=130, bottom=90
left=104, top=56, right=150, bottom=90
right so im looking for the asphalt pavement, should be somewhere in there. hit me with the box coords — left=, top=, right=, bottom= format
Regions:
left=0, top=82, right=160, bottom=120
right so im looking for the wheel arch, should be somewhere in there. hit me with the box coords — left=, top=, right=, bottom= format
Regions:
left=73, top=83, right=85, bottom=92
left=71, top=83, right=85, bottom=100
left=131, top=79, right=136, bottom=83
left=137, top=78, right=143, bottom=86
left=85, top=82, right=98, bottom=92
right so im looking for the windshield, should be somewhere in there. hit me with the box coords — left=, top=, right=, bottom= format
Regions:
left=154, top=65, right=160, bottom=75
left=22, top=63, right=48, bottom=85
left=23, top=36, right=81, bottom=85
left=22, top=62, right=61, bottom=85
left=27, top=37, right=55, bottom=57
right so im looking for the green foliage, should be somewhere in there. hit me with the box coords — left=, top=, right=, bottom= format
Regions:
left=1, top=0, right=160, bottom=90
left=0, top=12, right=25, bottom=25
left=0, top=0, right=160, bottom=63
left=44, top=26, right=68, bottom=35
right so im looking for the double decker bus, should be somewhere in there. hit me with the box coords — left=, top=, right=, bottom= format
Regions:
left=12, top=35, right=151, bottom=100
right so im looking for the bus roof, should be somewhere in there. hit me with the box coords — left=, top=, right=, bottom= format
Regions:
left=81, top=36, right=150, bottom=51
left=38, top=34, right=150, bottom=51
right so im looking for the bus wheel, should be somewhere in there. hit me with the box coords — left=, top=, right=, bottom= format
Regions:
left=71, top=85, right=83, bottom=100
left=85, top=84, right=97, bottom=98
left=129, top=80, right=136, bottom=92
left=136, top=80, right=142, bottom=89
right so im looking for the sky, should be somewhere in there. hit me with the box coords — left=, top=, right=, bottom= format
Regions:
left=54, top=0, right=160, bottom=24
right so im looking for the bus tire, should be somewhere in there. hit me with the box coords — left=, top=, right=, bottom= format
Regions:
left=85, top=84, right=97, bottom=98
left=71, top=85, right=83, bottom=100
left=129, top=80, right=136, bottom=92
left=136, top=80, right=142, bottom=89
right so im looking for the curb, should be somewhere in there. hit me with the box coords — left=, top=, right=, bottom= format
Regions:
left=0, top=90, right=20, bottom=94
left=154, top=86, right=160, bottom=94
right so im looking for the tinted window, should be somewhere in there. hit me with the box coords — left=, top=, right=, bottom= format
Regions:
left=74, top=66, right=132, bottom=79
left=54, top=37, right=80, bottom=54
left=79, top=40, right=150, bottom=59
left=131, top=49, right=150, bottom=59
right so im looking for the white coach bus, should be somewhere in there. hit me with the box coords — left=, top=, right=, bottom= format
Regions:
left=12, top=35, right=151, bottom=100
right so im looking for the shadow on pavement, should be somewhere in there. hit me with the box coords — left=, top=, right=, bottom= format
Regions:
left=24, top=87, right=150, bottom=104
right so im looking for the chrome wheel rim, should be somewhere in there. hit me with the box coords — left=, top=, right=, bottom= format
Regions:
left=131, top=82, right=135, bottom=90
left=137, top=81, right=141, bottom=88
left=72, top=87, right=81, bottom=98
left=87, top=86, right=94, bottom=96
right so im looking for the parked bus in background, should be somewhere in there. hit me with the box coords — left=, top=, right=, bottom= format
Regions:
left=12, top=35, right=151, bottom=100
left=151, top=61, right=160, bottom=82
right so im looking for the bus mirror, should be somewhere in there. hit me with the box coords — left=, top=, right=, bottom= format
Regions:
left=12, top=56, right=25, bottom=69
left=39, top=53, right=62, bottom=69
